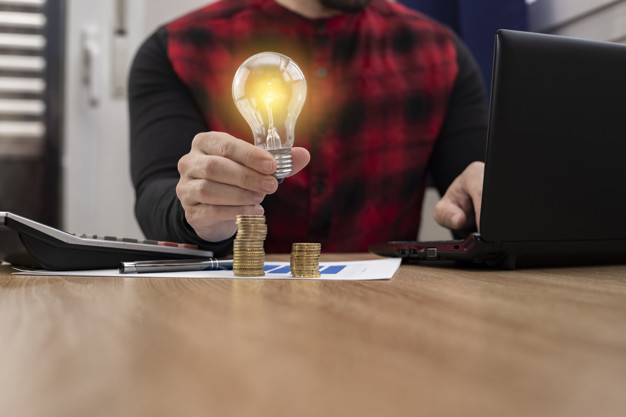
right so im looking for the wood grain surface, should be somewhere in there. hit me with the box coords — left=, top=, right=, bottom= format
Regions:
left=1, top=254, right=625, bottom=417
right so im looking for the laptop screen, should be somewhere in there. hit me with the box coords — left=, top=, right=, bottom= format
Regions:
left=480, top=30, right=626, bottom=243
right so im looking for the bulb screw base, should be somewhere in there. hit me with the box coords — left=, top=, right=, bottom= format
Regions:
left=270, top=148, right=293, bottom=181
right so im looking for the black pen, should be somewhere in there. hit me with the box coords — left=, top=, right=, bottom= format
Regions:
left=119, top=258, right=233, bottom=274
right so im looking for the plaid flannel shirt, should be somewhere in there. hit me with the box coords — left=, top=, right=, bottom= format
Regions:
left=131, top=0, right=486, bottom=254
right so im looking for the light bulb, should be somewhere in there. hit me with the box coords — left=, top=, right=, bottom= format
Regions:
left=232, top=52, right=307, bottom=181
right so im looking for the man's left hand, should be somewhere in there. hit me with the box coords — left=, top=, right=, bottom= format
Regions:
left=434, top=161, right=484, bottom=233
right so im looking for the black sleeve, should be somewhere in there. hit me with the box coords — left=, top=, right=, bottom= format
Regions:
left=128, top=27, right=233, bottom=256
left=428, top=35, right=489, bottom=196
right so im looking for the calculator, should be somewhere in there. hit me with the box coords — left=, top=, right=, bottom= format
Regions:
left=0, top=212, right=214, bottom=270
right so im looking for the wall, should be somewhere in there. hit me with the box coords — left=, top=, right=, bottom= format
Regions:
left=143, top=0, right=210, bottom=34
left=528, top=0, right=626, bottom=43
left=63, top=0, right=212, bottom=237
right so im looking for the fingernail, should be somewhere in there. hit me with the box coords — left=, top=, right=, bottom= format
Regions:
left=262, top=160, right=274, bottom=174
left=254, top=205, right=264, bottom=215
left=261, top=179, right=277, bottom=193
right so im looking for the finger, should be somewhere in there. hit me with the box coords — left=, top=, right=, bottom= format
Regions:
left=434, top=198, right=469, bottom=230
left=181, top=153, right=279, bottom=194
left=192, top=131, right=276, bottom=175
left=289, top=147, right=311, bottom=177
left=185, top=204, right=265, bottom=242
left=186, top=203, right=265, bottom=225
left=461, top=162, right=484, bottom=230
left=434, top=161, right=484, bottom=232
left=434, top=179, right=474, bottom=230
left=177, top=178, right=266, bottom=207
left=474, top=192, right=483, bottom=231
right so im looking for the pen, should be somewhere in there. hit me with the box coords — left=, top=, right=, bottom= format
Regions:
left=119, top=258, right=233, bottom=274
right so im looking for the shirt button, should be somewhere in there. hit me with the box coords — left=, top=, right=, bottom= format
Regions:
left=316, top=67, right=327, bottom=78
left=317, top=183, right=325, bottom=194
left=316, top=23, right=327, bottom=33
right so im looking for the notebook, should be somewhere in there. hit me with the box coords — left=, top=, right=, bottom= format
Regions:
left=369, top=29, right=626, bottom=269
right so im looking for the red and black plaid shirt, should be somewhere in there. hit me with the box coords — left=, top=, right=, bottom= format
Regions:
left=130, top=0, right=487, bottom=254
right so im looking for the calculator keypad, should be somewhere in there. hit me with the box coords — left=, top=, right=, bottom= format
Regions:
left=76, top=234, right=198, bottom=249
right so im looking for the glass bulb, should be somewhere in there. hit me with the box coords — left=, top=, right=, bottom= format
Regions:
left=232, top=52, right=307, bottom=180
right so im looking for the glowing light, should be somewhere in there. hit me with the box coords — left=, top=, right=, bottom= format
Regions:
left=233, top=52, right=307, bottom=180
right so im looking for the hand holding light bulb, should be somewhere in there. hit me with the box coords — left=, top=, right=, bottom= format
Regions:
left=175, top=54, right=310, bottom=243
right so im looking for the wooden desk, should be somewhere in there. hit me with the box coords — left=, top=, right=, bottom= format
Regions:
left=1, top=254, right=625, bottom=417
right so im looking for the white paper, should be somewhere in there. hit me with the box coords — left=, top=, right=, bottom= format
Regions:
left=13, top=258, right=401, bottom=281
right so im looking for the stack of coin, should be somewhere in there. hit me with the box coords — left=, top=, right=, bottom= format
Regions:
left=233, top=215, right=267, bottom=277
left=290, top=243, right=322, bottom=278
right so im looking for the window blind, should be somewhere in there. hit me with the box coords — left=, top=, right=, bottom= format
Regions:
left=0, top=0, right=46, bottom=158
left=0, top=0, right=63, bottom=227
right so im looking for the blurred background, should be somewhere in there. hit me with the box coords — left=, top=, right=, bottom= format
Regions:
left=0, top=0, right=624, bottom=240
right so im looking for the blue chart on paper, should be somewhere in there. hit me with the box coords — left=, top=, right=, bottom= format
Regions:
left=264, top=264, right=347, bottom=275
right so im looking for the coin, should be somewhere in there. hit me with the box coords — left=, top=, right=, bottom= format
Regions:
left=290, top=242, right=322, bottom=278
left=233, top=214, right=267, bottom=277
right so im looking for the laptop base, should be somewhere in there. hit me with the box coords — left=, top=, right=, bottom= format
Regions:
left=369, top=234, right=626, bottom=269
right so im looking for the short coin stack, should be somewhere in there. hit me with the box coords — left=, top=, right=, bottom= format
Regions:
left=290, top=243, right=322, bottom=278
left=233, top=215, right=267, bottom=277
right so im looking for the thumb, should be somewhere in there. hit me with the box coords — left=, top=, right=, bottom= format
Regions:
left=434, top=200, right=468, bottom=230
left=289, top=147, right=311, bottom=176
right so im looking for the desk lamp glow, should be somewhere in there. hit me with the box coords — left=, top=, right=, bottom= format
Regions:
left=232, top=52, right=307, bottom=181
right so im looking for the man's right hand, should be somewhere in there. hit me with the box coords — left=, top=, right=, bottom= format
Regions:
left=176, top=131, right=311, bottom=242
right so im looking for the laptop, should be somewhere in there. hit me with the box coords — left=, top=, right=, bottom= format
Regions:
left=369, top=29, right=626, bottom=269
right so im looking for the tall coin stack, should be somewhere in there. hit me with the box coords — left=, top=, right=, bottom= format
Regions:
left=290, top=243, right=322, bottom=278
left=233, top=215, right=267, bottom=277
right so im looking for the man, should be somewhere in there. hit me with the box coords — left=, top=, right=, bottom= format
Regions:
left=129, top=0, right=487, bottom=256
